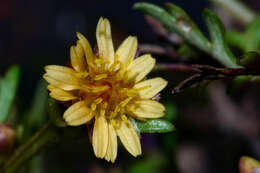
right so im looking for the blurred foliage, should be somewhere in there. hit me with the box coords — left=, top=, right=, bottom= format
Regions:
left=134, top=2, right=240, bottom=68
left=19, top=80, right=48, bottom=142
left=227, top=18, right=260, bottom=53
left=0, top=65, right=20, bottom=123
left=128, top=154, right=167, bottom=173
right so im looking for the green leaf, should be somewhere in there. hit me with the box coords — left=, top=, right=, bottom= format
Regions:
left=134, top=2, right=240, bottom=68
left=48, top=98, right=67, bottom=128
left=0, top=65, right=20, bottom=123
left=135, top=119, right=175, bottom=133
left=134, top=2, right=211, bottom=53
left=226, top=31, right=246, bottom=52
left=244, top=18, right=260, bottom=52
left=227, top=18, right=260, bottom=53
left=202, top=9, right=239, bottom=68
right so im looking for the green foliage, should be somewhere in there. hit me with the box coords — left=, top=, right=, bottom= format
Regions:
left=20, top=80, right=48, bottom=142
left=134, top=2, right=240, bottom=68
left=227, top=17, right=260, bottom=53
left=226, top=17, right=260, bottom=85
left=177, top=44, right=199, bottom=59
left=128, top=154, right=166, bottom=173
left=134, top=2, right=211, bottom=54
left=164, top=101, right=178, bottom=122
left=239, top=51, right=260, bottom=68
left=0, top=65, right=20, bottom=123
left=202, top=9, right=238, bottom=67
left=135, top=119, right=175, bottom=133
left=48, top=98, right=67, bottom=128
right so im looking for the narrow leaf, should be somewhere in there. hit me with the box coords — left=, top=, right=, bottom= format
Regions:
left=135, top=119, right=175, bottom=133
left=134, top=2, right=211, bottom=53
left=0, top=65, right=20, bottom=122
left=244, top=17, right=260, bottom=52
left=226, top=31, right=246, bottom=52
left=203, top=9, right=239, bottom=68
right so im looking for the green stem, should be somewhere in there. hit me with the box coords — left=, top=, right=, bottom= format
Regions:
left=1, top=120, right=61, bottom=173
left=210, top=0, right=257, bottom=25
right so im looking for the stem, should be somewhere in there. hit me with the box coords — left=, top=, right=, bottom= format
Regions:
left=210, top=0, right=257, bottom=25
left=1, top=120, right=61, bottom=173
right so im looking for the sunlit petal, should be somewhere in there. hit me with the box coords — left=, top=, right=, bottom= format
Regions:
left=63, top=101, right=94, bottom=126
left=116, top=36, right=137, bottom=65
left=77, top=32, right=95, bottom=67
left=47, top=85, right=77, bottom=101
left=134, top=77, right=168, bottom=99
left=70, top=43, right=87, bottom=72
left=93, top=114, right=108, bottom=158
left=127, top=99, right=165, bottom=118
left=96, top=17, right=114, bottom=65
left=116, top=118, right=141, bottom=157
left=104, top=122, right=117, bottom=163
left=127, top=54, right=155, bottom=82
left=44, top=65, right=80, bottom=90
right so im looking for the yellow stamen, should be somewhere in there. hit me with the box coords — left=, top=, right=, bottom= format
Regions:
left=94, top=74, right=108, bottom=80
left=91, top=103, right=97, bottom=111
left=94, top=98, right=103, bottom=104
left=121, top=115, right=128, bottom=124
left=111, top=119, right=118, bottom=129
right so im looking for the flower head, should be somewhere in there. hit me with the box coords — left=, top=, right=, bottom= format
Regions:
left=43, top=17, right=167, bottom=162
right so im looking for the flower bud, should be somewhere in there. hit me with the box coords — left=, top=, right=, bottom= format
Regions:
left=239, top=156, right=260, bottom=173
left=0, top=123, right=16, bottom=153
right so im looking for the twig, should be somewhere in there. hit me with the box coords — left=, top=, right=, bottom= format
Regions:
left=171, top=64, right=259, bottom=94
left=154, top=64, right=201, bottom=73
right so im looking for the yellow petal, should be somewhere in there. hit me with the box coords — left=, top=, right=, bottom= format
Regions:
left=116, top=118, right=141, bottom=157
left=127, top=99, right=165, bottom=118
left=70, top=43, right=87, bottom=72
left=127, top=54, right=155, bottom=82
left=47, top=85, right=77, bottom=101
left=44, top=65, right=80, bottom=90
left=96, top=17, right=114, bottom=65
left=134, top=77, right=168, bottom=99
left=93, top=114, right=108, bottom=158
left=63, top=101, right=93, bottom=126
left=116, top=36, right=137, bottom=65
left=104, top=122, right=117, bottom=163
left=76, top=32, right=94, bottom=67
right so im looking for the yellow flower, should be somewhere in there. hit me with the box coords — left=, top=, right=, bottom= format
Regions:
left=43, top=17, right=167, bottom=162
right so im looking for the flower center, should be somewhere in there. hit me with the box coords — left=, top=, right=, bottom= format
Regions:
left=76, top=57, right=137, bottom=126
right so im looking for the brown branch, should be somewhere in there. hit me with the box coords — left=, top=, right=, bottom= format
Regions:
left=171, top=64, right=259, bottom=94
left=154, top=64, right=201, bottom=73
